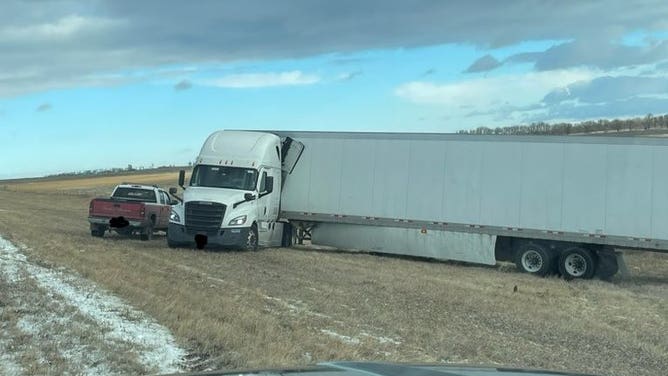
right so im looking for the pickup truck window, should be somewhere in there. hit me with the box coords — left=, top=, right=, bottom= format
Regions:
left=190, top=165, right=258, bottom=191
left=112, top=187, right=157, bottom=202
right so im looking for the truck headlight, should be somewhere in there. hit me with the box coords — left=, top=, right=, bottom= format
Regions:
left=228, top=215, right=247, bottom=226
left=169, top=210, right=181, bottom=223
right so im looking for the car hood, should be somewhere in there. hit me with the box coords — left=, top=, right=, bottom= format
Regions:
left=163, top=361, right=600, bottom=376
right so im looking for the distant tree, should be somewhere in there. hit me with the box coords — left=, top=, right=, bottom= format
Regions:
left=645, top=114, right=653, bottom=130
left=458, top=112, right=667, bottom=136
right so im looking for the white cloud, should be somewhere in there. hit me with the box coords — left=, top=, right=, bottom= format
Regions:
left=395, top=69, right=597, bottom=110
left=208, top=71, right=320, bottom=88
left=2, top=2, right=668, bottom=97
left=0, top=15, right=120, bottom=42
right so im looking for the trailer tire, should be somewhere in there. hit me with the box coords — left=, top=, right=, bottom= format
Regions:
left=514, top=242, right=553, bottom=277
left=558, top=247, right=596, bottom=280
left=244, top=224, right=258, bottom=251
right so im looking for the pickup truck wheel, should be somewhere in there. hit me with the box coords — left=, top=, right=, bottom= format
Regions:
left=140, top=225, right=153, bottom=241
left=91, top=227, right=105, bottom=238
left=244, top=224, right=258, bottom=251
left=514, top=242, right=552, bottom=277
left=559, top=247, right=596, bottom=280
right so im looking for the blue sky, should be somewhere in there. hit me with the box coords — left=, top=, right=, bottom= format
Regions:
left=1, top=1, right=668, bottom=178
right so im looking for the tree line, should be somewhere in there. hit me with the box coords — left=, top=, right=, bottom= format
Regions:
left=46, top=164, right=188, bottom=178
left=457, top=113, right=668, bottom=136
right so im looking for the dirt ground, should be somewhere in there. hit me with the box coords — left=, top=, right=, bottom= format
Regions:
left=0, top=173, right=666, bottom=376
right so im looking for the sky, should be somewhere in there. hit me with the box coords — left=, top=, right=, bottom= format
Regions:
left=1, top=1, right=668, bottom=179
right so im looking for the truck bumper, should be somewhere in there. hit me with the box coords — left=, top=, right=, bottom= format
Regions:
left=167, top=223, right=250, bottom=248
left=88, top=217, right=147, bottom=229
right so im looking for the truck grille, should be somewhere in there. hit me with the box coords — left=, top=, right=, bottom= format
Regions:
left=185, top=201, right=226, bottom=234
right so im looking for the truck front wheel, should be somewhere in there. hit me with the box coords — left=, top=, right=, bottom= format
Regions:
left=514, top=242, right=552, bottom=277
left=244, top=224, right=258, bottom=251
left=167, top=235, right=180, bottom=248
left=558, top=247, right=596, bottom=280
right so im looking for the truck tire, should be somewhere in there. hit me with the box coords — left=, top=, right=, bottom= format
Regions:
left=244, top=224, right=258, bottom=251
left=514, top=242, right=552, bottom=277
left=167, top=236, right=180, bottom=249
left=91, top=227, right=105, bottom=238
left=558, top=247, right=596, bottom=280
left=281, top=223, right=293, bottom=247
left=140, top=225, right=153, bottom=241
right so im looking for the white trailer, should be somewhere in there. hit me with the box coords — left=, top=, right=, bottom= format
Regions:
left=169, top=130, right=668, bottom=279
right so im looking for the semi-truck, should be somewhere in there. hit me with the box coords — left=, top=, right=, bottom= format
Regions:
left=168, top=130, right=668, bottom=279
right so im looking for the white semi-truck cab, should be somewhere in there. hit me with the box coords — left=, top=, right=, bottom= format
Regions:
left=167, top=131, right=302, bottom=250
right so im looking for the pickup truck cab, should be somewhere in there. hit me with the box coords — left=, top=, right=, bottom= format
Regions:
left=88, top=183, right=178, bottom=240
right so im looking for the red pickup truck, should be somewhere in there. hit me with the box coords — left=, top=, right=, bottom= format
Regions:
left=88, top=184, right=178, bottom=240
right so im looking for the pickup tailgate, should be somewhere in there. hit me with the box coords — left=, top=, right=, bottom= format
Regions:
left=89, top=199, right=145, bottom=220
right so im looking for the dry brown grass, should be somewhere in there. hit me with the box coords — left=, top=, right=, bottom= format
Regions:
left=0, top=175, right=666, bottom=376
left=0, top=170, right=188, bottom=197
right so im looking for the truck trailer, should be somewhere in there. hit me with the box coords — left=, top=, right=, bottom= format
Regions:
left=168, top=130, right=668, bottom=279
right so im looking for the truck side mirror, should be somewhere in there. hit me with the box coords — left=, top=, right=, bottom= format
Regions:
left=169, top=187, right=178, bottom=195
left=178, top=170, right=185, bottom=188
left=244, top=193, right=256, bottom=201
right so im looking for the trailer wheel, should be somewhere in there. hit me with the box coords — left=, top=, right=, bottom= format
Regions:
left=559, top=247, right=596, bottom=280
left=515, top=242, right=552, bottom=276
left=244, top=224, right=258, bottom=251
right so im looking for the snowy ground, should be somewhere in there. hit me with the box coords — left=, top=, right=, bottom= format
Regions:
left=0, top=235, right=186, bottom=375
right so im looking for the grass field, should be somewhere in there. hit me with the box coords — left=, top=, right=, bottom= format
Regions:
left=0, top=172, right=667, bottom=376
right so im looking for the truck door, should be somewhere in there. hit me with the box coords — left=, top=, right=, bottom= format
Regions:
left=162, top=191, right=172, bottom=227
left=256, top=169, right=273, bottom=245
left=158, top=191, right=170, bottom=228
left=280, top=137, right=305, bottom=186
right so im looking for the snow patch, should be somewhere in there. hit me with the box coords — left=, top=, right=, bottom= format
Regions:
left=359, top=331, right=402, bottom=345
left=320, top=329, right=361, bottom=345
left=0, top=336, right=22, bottom=376
left=0, top=235, right=186, bottom=374
left=264, top=295, right=333, bottom=319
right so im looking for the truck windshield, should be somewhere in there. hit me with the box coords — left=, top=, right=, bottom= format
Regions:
left=190, top=165, right=258, bottom=191
left=112, top=187, right=156, bottom=202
